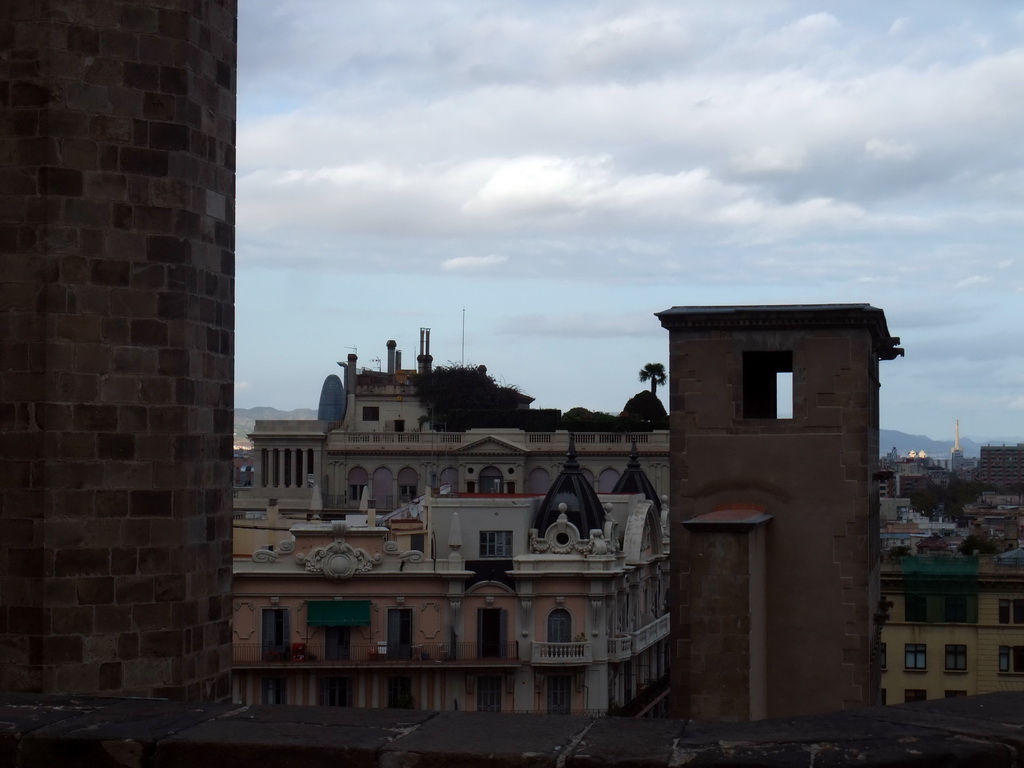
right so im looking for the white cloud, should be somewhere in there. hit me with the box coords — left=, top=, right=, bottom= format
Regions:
left=442, top=255, right=509, bottom=272
left=955, top=275, right=993, bottom=289
left=864, top=138, right=917, bottom=161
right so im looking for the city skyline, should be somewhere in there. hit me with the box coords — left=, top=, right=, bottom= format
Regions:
left=234, top=1, right=1023, bottom=442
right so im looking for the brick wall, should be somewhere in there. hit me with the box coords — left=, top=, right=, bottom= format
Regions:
left=0, top=1, right=237, bottom=700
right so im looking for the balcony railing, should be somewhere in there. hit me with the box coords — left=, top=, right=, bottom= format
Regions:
left=234, top=642, right=519, bottom=666
left=632, top=614, right=670, bottom=654
left=531, top=641, right=593, bottom=665
left=608, top=635, right=633, bottom=661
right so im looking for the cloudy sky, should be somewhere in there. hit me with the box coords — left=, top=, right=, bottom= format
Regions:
left=235, top=1, right=1023, bottom=444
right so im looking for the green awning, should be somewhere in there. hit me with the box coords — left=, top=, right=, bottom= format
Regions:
left=307, top=600, right=371, bottom=627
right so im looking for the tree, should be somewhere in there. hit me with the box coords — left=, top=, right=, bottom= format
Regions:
left=638, top=363, right=666, bottom=396
left=413, top=364, right=525, bottom=430
left=959, top=534, right=999, bottom=556
left=621, top=391, right=668, bottom=429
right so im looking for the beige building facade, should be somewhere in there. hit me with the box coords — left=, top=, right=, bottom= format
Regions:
left=232, top=448, right=670, bottom=714
left=881, top=555, right=1024, bottom=703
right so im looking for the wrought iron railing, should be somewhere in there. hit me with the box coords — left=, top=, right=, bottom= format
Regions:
left=233, top=641, right=519, bottom=665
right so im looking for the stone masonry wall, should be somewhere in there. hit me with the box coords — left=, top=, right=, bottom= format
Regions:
left=0, top=0, right=237, bottom=700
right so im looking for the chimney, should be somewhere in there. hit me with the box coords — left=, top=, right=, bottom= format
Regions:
left=395, top=349, right=402, bottom=371
left=387, top=340, right=396, bottom=375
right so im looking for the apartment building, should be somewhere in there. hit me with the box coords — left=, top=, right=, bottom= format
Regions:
left=231, top=444, right=670, bottom=714
left=881, top=553, right=1024, bottom=703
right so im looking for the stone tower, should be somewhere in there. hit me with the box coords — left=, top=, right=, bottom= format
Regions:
left=657, top=305, right=902, bottom=720
left=1, top=2, right=237, bottom=700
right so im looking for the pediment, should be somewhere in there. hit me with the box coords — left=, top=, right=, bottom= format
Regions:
left=456, top=436, right=526, bottom=455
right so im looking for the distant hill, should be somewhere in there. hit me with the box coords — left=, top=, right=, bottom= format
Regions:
left=878, top=430, right=1020, bottom=459
left=234, top=407, right=316, bottom=446
left=233, top=409, right=1013, bottom=458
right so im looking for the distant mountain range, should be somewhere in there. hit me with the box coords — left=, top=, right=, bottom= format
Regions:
left=234, top=407, right=1014, bottom=458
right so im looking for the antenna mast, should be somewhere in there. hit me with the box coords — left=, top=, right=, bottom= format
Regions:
left=461, top=306, right=466, bottom=366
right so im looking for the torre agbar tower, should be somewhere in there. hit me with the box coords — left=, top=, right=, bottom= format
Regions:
left=0, top=2, right=237, bottom=700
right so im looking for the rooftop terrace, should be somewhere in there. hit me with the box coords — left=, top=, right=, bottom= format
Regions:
left=4, top=692, right=1024, bottom=767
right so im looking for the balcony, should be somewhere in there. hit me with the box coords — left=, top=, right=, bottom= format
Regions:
left=531, top=641, right=593, bottom=665
left=608, top=635, right=633, bottom=661
left=233, top=641, right=519, bottom=667
left=632, top=614, right=670, bottom=654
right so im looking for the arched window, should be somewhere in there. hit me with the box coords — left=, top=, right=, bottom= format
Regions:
left=439, top=466, right=458, bottom=492
left=526, top=467, right=550, bottom=494
left=479, top=466, right=502, bottom=494
left=598, top=468, right=620, bottom=492
left=347, top=467, right=368, bottom=506
left=547, top=608, right=572, bottom=643
left=397, top=467, right=418, bottom=502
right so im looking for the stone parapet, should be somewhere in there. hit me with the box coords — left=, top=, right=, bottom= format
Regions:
left=2, top=692, right=1024, bottom=767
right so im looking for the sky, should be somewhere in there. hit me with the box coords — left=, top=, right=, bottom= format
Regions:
left=234, top=1, right=1024, bottom=444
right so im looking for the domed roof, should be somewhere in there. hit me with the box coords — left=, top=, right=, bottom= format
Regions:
left=533, top=436, right=605, bottom=536
left=612, top=441, right=662, bottom=513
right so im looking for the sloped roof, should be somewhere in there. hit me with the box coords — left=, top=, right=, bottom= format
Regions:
left=611, top=441, right=661, bottom=513
left=533, top=436, right=605, bottom=536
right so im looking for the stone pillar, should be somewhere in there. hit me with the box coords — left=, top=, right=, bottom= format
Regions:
left=681, top=507, right=770, bottom=721
left=0, top=1, right=237, bottom=700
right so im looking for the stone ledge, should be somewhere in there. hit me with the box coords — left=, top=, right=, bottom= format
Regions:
left=1, top=692, right=1023, bottom=767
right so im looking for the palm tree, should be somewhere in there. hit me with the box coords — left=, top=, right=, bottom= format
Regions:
left=638, top=363, right=667, bottom=396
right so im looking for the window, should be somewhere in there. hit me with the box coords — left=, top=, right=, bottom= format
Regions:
left=944, top=644, right=967, bottom=671
left=1014, top=599, right=1024, bottom=623
left=387, top=608, right=412, bottom=660
left=999, top=645, right=1024, bottom=673
left=349, top=484, right=367, bottom=504
left=261, top=677, right=287, bottom=704
left=904, top=689, right=927, bottom=703
left=879, top=642, right=887, bottom=670
left=742, top=350, right=793, bottom=419
left=904, top=643, right=927, bottom=670
left=362, top=406, right=379, bottom=421
left=999, top=599, right=1010, bottom=624
left=399, top=484, right=417, bottom=501
left=394, top=419, right=404, bottom=432
left=905, top=595, right=927, bottom=622
left=880, top=688, right=886, bottom=706
left=547, top=674, right=572, bottom=715
left=944, top=596, right=968, bottom=623
left=261, top=608, right=290, bottom=660
left=480, top=531, right=513, bottom=558
left=319, top=677, right=353, bottom=707
left=547, top=608, right=572, bottom=643
left=477, top=608, right=507, bottom=659
left=477, top=675, right=503, bottom=712
left=944, top=690, right=968, bottom=698
left=387, top=676, right=413, bottom=708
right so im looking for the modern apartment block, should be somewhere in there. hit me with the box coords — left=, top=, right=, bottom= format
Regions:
left=881, top=554, right=1024, bottom=703
left=231, top=445, right=670, bottom=714
left=658, top=304, right=903, bottom=720
left=979, top=445, right=1024, bottom=489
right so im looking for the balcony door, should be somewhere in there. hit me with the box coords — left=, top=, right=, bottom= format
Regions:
left=387, top=608, right=412, bottom=660
left=477, top=608, right=507, bottom=658
left=547, top=608, right=572, bottom=643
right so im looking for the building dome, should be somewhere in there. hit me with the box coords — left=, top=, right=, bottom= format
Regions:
left=612, top=441, right=662, bottom=513
left=533, top=436, right=605, bottom=536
